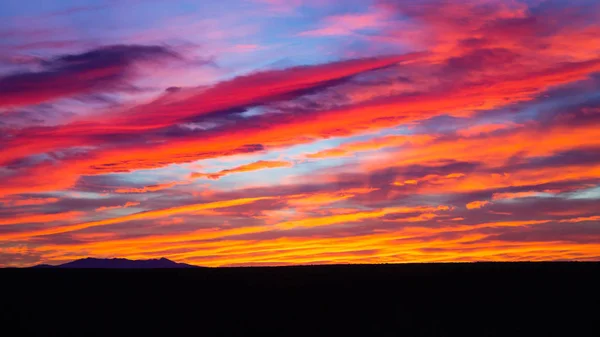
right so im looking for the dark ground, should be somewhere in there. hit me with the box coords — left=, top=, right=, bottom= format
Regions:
left=2, top=262, right=599, bottom=337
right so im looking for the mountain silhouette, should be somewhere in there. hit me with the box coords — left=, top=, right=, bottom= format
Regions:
left=32, top=257, right=198, bottom=269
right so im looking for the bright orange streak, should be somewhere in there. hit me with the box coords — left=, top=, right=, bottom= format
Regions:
left=274, top=209, right=390, bottom=230
left=466, top=201, right=490, bottom=210
left=560, top=216, right=600, bottom=223
left=393, top=173, right=465, bottom=186
left=32, top=216, right=600, bottom=267
left=0, top=211, right=81, bottom=226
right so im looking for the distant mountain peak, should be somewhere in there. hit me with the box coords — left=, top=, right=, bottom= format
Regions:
left=32, top=257, right=199, bottom=269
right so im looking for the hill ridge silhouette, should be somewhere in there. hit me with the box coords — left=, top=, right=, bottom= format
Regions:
left=32, top=257, right=199, bottom=269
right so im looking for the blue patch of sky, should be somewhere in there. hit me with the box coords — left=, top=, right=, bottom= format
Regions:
left=53, top=190, right=111, bottom=200
left=101, top=165, right=189, bottom=186
left=0, top=0, right=102, bottom=18
left=234, top=0, right=384, bottom=69
left=412, top=115, right=478, bottom=134
left=565, top=185, right=600, bottom=200
left=209, top=152, right=351, bottom=190
left=213, top=166, right=289, bottom=189
left=182, top=128, right=408, bottom=190
left=239, top=107, right=266, bottom=118
left=188, top=126, right=411, bottom=174
left=1, top=0, right=404, bottom=86
left=509, top=85, right=600, bottom=124
left=203, top=125, right=416, bottom=189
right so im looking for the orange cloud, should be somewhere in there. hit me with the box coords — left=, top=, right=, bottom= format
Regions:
left=0, top=211, right=82, bottom=226
left=466, top=201, right=490, bottom=210
left=559, top=216, right=600, bottom=223
left=422, top=165, right=600, bottom=195
left=286, top=187, right=378, bottom=208
left=274, top=205, right=449, bottom=230
left=190, top=160, right=293, bottom=180
left=393, top=173, right=465, bottom=187
left=457, top=123, right=516, bottom=137
left=306, top=134, right=434, bottom=159
left=370, top=122, right=600, bottom=171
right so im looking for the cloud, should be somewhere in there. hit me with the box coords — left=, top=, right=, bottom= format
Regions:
left=299, top=10, right=389, bottom=36
left=392, top=173, right=466, bottom=187
left=466, top=200, right=490, bottom=210
left=114, top=182, right=184, bottom=194
left=358, top=122, right=600, bottom=194
left=190, top=160, right=293, bottom=180
left=95, top=53, right=418, bottom=130
left=0, top=211, right=81, bottom=226
left=0, top=197, right=59, bottom=207
left=0, top=44, right=178, bottom=108
left=306, top=134, right=433, bottom=159
left=0, top=196, right=273, bottom=240
left=95, top=201, right=141, bottom=212
left=492, top=191, right=545, bottom=201
left=0, top=53, right=419, bottom=186
left=559, top=215, right=600, bottom=223
left=286, top=188, right=378, bottom=208
left=32, top=211, right=600, bottom=267
left=1, top=42, right=597, bottom=198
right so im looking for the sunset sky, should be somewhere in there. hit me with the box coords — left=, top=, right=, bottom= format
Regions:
left=1, top=0, right=599, bottom=267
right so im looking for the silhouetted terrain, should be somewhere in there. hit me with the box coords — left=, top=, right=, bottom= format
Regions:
left=31, top=257, right=198, bottom=269
left=2, top=262, right=599, bottom=337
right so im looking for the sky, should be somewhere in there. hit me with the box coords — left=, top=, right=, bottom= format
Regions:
left=1, top=0, right=599, bottom=267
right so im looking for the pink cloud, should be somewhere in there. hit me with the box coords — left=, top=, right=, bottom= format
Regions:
left=300, top=10, right=389, bottom=36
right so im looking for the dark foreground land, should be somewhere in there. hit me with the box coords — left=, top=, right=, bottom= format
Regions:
left=2, top=262, right=599, bottom=337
